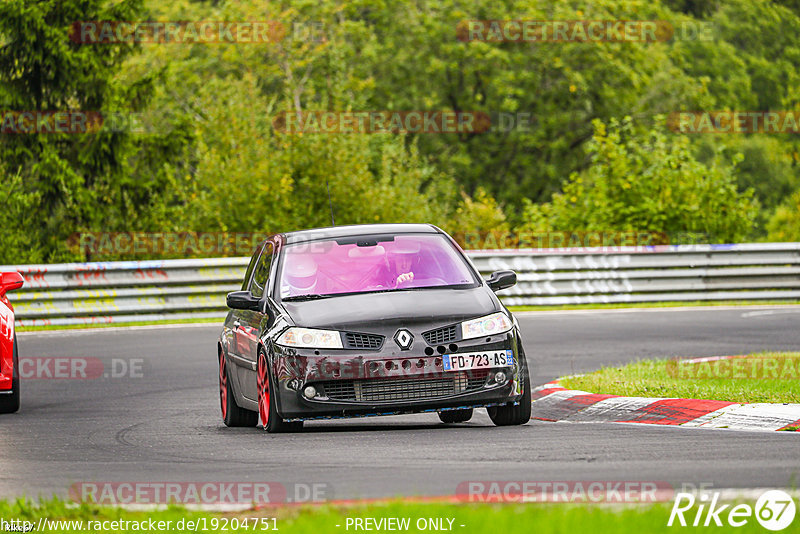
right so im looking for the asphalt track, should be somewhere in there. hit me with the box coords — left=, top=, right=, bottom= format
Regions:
left=2, top=305, right=799, bottom=502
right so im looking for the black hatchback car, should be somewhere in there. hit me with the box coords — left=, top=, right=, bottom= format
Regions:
left=217, top=223, right=530, bottom=432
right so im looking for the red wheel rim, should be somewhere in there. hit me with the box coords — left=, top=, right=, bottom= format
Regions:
left=257, top=352, right=269, bottom=428
left=219, top=355, right=228, bottom=420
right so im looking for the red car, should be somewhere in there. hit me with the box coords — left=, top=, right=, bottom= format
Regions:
left=0, top=271, right=24, bottom=414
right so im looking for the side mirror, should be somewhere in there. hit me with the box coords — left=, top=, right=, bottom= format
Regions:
left=0, top=272, right=24, bottom=297
left=226, top=291, right=262, bottom=311
left=486, top=270, right=516, bottom=292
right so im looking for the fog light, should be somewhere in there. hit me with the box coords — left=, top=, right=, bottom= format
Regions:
left=494, top=371, right=507, bottom=384
left=303, top=385, right=317, bottom=399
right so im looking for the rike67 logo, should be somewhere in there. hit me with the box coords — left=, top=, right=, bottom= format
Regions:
left=668, top=490, right=796, bottom=531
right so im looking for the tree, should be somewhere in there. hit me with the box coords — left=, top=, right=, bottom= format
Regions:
left=516, top=118, right=758, bottom=244
left=0, top=165, right=42, bottom=264
left=443, top=188, right=510, bottom=249
left=126, top=2, right=459, bottom=244
left=766, top=190, right=800, bottom=242
left=0, top=0, right=185, bottom=262
left=346, top=0, right=715, bottom=214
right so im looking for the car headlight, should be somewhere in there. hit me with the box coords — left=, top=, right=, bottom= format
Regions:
left=277, top=327, right=343, bottom=349
left=461, top=312, right=513, bottom=340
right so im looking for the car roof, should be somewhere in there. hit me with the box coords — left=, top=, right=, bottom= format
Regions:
left=281, top=223, right=441, bottom=244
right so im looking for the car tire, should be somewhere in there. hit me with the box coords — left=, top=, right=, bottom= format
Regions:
left=258, top=349, right=302, bottom=433
left=487, top=372, right=531, bottom=426
left=438, top=408, right=473, bottom=423
left=0, top=334, right=20, bottom=414
left=219, top=351, right=257, bottom=427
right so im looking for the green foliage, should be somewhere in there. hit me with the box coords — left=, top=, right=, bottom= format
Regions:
left=693, top=136, right=800, bottom=236
left=128, top=0, right=458, bottom=238
left=0, top=0, right=190, bottom=263
left=766, top=189, right=800, bottom=241
left=353, top=0, right=713, bottom=210
left=181, top=73, right=455, bottom=233
left=443, top=187, right=510, bottom=245
left=516, top=118, right=759, bottom=243
left=697, top=137, right=798, bottom=212
left=0, top=165, right=43, bottom=264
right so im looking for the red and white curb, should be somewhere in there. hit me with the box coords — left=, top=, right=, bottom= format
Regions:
left=531, top=379, right=800, bottom=433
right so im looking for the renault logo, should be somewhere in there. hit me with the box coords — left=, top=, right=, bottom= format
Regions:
left=394, top=329, right=413, bottom=350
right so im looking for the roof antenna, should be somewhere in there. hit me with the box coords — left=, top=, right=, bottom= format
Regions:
left=326, top=178, right=336, bottom=226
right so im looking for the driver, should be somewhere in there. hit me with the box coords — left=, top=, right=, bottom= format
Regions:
left=284, top=255, right=319, bottom=296
left=387, top=241, right=420, bottom=288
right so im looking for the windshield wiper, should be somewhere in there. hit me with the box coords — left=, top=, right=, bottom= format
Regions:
left=282, top=294, right=333, bottom=302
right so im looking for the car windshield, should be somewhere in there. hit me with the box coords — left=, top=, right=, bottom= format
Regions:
left=278, top=234, right=478, bottom=299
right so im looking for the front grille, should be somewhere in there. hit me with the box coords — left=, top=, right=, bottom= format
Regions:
left=319, top=380, right=356, bottom=399
left=422, top=325, right=458, bottom=345
left=318, top=370, right=489, bottom=402
left=344, top=332, right=384, bottom=350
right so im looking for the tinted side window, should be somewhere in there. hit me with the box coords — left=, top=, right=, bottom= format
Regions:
left=249, top=242, right=274, bottom=299
left=241, top=243, right=265, bottom=291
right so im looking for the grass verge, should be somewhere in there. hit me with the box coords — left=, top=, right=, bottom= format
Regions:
left=0, top=498, right=778, bottom=533
left=560, top=352, right=800, bottom=404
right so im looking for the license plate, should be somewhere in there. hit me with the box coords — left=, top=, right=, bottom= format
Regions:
left=442, top=350, right=514, bottom=371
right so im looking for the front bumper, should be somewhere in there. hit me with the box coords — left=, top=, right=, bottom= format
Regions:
left=269, top=329, right=525, bottom=420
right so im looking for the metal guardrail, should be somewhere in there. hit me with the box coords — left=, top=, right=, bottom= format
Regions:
left=3, top=243, right=800, bottom=326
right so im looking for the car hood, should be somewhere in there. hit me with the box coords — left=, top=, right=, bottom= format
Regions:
left=281, top=287, right=500, bottom=331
